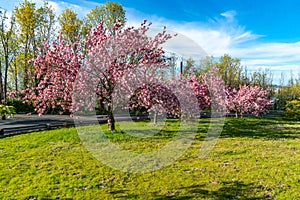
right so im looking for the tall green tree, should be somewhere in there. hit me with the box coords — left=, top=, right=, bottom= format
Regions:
left=35, top=1, right=56, bottom=51
left=9, top=52, right=22, bottom=92
left=83, top=2, right=126, bottom=36
left=198, top=55, right=249, bottom=88
left=14, top=0, right=56, bottom=90
left=58, top=8, right=82, bottom=43
left=14, top=0, right=37, bottom=89
left=82, top=5, right=102, bottom=35
left=99, top=1, right=126, bottom=32
left=250, top=68, right=273, bottom=89
left=216, top=54, right=243, bottom=88
left=0, top=8, right=16, bottom=100
left=0, top=60, right=3, bottom=101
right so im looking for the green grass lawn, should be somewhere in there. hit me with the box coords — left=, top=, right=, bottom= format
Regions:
left=0, top=117, right=300, bottom=199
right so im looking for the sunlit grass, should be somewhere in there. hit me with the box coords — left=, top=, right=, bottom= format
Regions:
left=0, top=117, right=299, bottom=199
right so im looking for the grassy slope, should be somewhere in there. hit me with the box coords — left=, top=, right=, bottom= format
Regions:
left=0, top=117, right=299, bottom=199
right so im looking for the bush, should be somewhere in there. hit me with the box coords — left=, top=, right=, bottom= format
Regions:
left=5, top=98, right=34, bottom=114
left=284, top=98, right=300, bottom=120
left=0, top=104, right=16, bottom=119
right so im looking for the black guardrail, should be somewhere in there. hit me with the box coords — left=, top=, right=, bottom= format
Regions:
left=0, top=112, right=283, bottom=136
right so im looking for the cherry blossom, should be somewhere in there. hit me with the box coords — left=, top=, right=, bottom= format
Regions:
left=226, top=85, right=273, bottom=117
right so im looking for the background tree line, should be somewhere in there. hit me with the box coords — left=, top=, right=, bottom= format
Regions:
left=177, top=54, right=300, bottom=115
left=174, top=54, right=273, bottom=90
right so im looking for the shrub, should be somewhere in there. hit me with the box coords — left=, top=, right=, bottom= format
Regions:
left=5, top=98, right=34, bottom=114
left=284, top=98, right=300, bottom=120
left=0, top=104, right=16, bottom=120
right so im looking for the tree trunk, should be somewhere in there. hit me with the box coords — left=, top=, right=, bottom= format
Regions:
left=107, top=100, right=115, bottom=131
left=13, top=61, right=18, bottom=92
left=23, top=35, right=29, bottom=89
left=107, top=111, right=115, bottom=131
left=0, top=61, right=3, bottom=101
left=153, top=111, right=158, bottom=124
left=4, top=55, right=9, bottom=101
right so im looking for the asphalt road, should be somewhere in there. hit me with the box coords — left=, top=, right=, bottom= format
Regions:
left=0, top=114, right=76, bottom=136
left=0, top=114, right=149, bottom=136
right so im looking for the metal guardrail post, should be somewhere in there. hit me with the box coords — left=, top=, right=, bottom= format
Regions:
left=46, top=123, right=51, bottom=130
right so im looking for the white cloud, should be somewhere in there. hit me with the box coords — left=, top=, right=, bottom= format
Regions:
left=125, top=8, right=300, bottom=84
left=220, top=10, right=236, bottom=20
left=46, top=0, right=92, bottom=17
left=126, top=8, right=262, bottom=59
left=48, top=1, right=62, bottom=14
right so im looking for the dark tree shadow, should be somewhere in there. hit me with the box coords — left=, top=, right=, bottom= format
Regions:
left=220, top=117, right=300, bottom=140
left=153, top=181, right=273, bottom=200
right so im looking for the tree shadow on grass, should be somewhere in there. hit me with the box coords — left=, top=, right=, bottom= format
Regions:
left=140, top=116, right=300, bottom=140
left=153, top=181, right=272, bottom=200
left=110, top=116, right=300, bottom=141
left=110, top=189, right=139, bottom=199
left=220, top=117, right=300, bottom=140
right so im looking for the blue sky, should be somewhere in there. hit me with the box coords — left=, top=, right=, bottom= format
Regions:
left=1, top=0, right=300, bottom=85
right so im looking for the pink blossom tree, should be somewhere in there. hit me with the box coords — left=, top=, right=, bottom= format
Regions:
left=71, top=21, right=174, bottom=130
left=226, top=85, right=273, bottom=118
left=22, top=35, right=83, bottom=115
left=126, top=77, right=202, bottom=124
left=188, top=75, right=210, bottom=111
left=126, top=67, right=226, bottom=123
left=128, top=83, right=181, bottom=123
left=194, top=67, right=227, bottom=114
